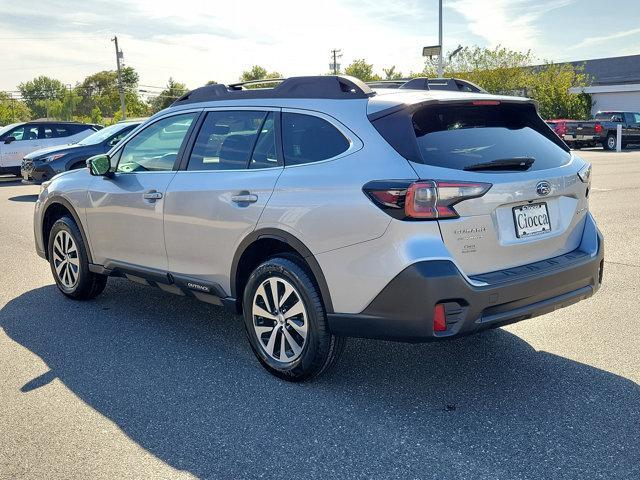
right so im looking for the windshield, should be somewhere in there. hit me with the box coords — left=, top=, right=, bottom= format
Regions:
left=77, top=122, right=137, bottom=146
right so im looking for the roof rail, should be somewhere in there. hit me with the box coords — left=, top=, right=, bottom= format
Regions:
left=227, top=78, right=285, bottom=90
left=366, top=77, right=486, bottom=93
left=399, top=77, right=486, bottom=93
left=172, top=75, right=374, bottom=106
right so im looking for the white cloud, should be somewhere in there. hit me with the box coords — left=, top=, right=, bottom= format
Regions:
left=447, top=0, right=576, bottom=55
left=569, top=27, right=640, bottom=50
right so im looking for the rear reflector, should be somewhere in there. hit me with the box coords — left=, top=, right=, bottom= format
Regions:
left=433, top=304, right=447, bottom=332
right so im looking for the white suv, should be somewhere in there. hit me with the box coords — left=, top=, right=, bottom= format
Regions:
left=33, top=76, right=604, bottom=381
left=0, top=121, right=98, bottom=176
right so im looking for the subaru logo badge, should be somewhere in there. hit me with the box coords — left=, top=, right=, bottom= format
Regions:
left=536, top=181, right=551, bottom=196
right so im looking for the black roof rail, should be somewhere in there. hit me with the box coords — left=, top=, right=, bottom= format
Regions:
left=172, top=75, right=374, bottom=106
left=398, top=77, right=487, bottom=93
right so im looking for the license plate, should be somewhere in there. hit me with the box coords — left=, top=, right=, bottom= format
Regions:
left=513, top=203, right=551, bottom=238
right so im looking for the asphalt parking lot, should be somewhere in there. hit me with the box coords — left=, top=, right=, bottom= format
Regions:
left=0, top=150, right=639, bottom=480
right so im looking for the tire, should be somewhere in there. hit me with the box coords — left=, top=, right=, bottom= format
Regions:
left=47, top=215, right=107, bottom=300
left=242, top=256, right=345, bottom=381
left=605, top=133, right=617, bottom=151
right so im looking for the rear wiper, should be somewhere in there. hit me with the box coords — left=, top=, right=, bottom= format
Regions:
left=463, top=157, right=535, bottom=172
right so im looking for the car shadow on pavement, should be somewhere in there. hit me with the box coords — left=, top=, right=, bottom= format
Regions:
left=1, top=280, right=638, bottom=479
left=8, top=194, right=39, bottom=202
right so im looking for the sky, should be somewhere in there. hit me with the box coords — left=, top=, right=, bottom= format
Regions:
left=0, top=0, right=639, bottom=96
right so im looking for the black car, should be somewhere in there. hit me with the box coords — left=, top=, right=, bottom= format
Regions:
left=21, top=120, right=144, bottom=183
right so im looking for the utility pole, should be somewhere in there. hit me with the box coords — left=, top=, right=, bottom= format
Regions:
left=437, top=0, right=443, bottom=77
left=330, top=49, right=342, bottom=75
left=112, top=36, right=126, bottom=120
left=66, top=83, right=72, bottom=121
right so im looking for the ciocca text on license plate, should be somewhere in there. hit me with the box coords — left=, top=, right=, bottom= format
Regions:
left=513, top=203, right=551, bottom=238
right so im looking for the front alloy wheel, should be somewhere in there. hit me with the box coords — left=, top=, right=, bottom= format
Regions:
left=47, top=215, right=108, bottom=300
left=52, top=230, right=80, bottom=290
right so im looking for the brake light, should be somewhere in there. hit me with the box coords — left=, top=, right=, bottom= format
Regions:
left=363, top=180, right=492, bottom=220
left=472, top=100, right=500, bottom=106
left=594, top=122, right=603, bottom=134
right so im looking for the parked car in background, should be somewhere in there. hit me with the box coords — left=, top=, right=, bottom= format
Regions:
left=0, top=121, right=101, bottom=176
left=33, top=75, right=603, bottom=381
left=562, top=111, right=640, bottom=150
left=21, top=119, right=145, bottom=184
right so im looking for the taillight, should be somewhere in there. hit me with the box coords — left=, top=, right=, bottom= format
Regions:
left=594, top=123, right=603, bottom=134
left=363, top=180, right=492, bottom=220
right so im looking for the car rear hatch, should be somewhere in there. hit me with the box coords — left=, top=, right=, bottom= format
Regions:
left=370, top=98, right=591, bottom=276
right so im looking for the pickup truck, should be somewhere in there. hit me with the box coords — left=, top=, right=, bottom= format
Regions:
left=561, top=111, right=640, bottom=150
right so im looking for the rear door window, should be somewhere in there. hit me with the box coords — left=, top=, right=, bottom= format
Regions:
left=282, top=113, right=349, bottom=166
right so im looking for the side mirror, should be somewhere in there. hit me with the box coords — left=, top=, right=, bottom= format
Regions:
left=88, top=154, right=112, bottom=176
left=4, top=136, right=16, bottom=144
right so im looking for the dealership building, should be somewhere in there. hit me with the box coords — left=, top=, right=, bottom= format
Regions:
left=567, top=53, right=640, bottom=115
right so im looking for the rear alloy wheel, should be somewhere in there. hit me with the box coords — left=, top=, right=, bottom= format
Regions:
left=243, top=256, right=344, bottom=381
left=605, top=133, right=617, bottom=151
left=48, top=216, right=107, bottom=300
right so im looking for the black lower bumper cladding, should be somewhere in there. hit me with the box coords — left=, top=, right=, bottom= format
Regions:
left=328, top=234, right=604, bottom=342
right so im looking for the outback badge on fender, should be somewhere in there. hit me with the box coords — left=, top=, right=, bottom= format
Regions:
left=536, top=181, right=551, bottom=196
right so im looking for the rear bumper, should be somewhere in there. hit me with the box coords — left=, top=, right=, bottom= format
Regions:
left=328, top=229, right=604, bottom=343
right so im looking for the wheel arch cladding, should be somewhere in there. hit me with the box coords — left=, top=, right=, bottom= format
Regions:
left=231, top=229, right=334, bottom=314
left=42, top=197, right=92, bottom=263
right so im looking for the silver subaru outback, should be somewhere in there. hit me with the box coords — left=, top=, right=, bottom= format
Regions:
left=33, top=76, right=604, bottom=381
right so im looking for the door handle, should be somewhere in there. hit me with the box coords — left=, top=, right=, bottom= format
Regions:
left=231, top=193, right=258, bottom=204
left=143, top=190, right=163, bottom=200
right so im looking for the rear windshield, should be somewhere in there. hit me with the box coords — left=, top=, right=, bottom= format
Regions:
left=373, top=102, right=571, bottom=171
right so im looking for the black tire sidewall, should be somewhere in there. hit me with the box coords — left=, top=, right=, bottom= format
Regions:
left=48, top=216, right=91, bottom=297
left=242, top=257, right=331, bottom=380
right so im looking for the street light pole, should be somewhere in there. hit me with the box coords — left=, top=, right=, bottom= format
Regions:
left=112, top=36, right=126, bottom=120
left=438, top=0, right=443, bottom=77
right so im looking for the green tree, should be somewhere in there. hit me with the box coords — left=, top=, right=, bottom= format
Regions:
left=205, top=80, right=218, bottom=85
left=344, top=59, right=382, bottom=82
left=528, top=63, right=592, bottom=119
left=0, top=92, right=31, bottom=124
left=425, top=46, right=533, bottom=95
left=149, top=78, right=189, bottom=113
left=240, top=66, right=282, bottom=88
left=75, top=66, right=144, bottom=119
left=18, top=76, right=66, bottom=118
left=383, top=66, right=404, bottom=80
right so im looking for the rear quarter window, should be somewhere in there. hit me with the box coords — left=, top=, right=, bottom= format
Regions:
left=372, top=102, right=571, bottom=171
left=282, top=113, right=350, bottom=166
